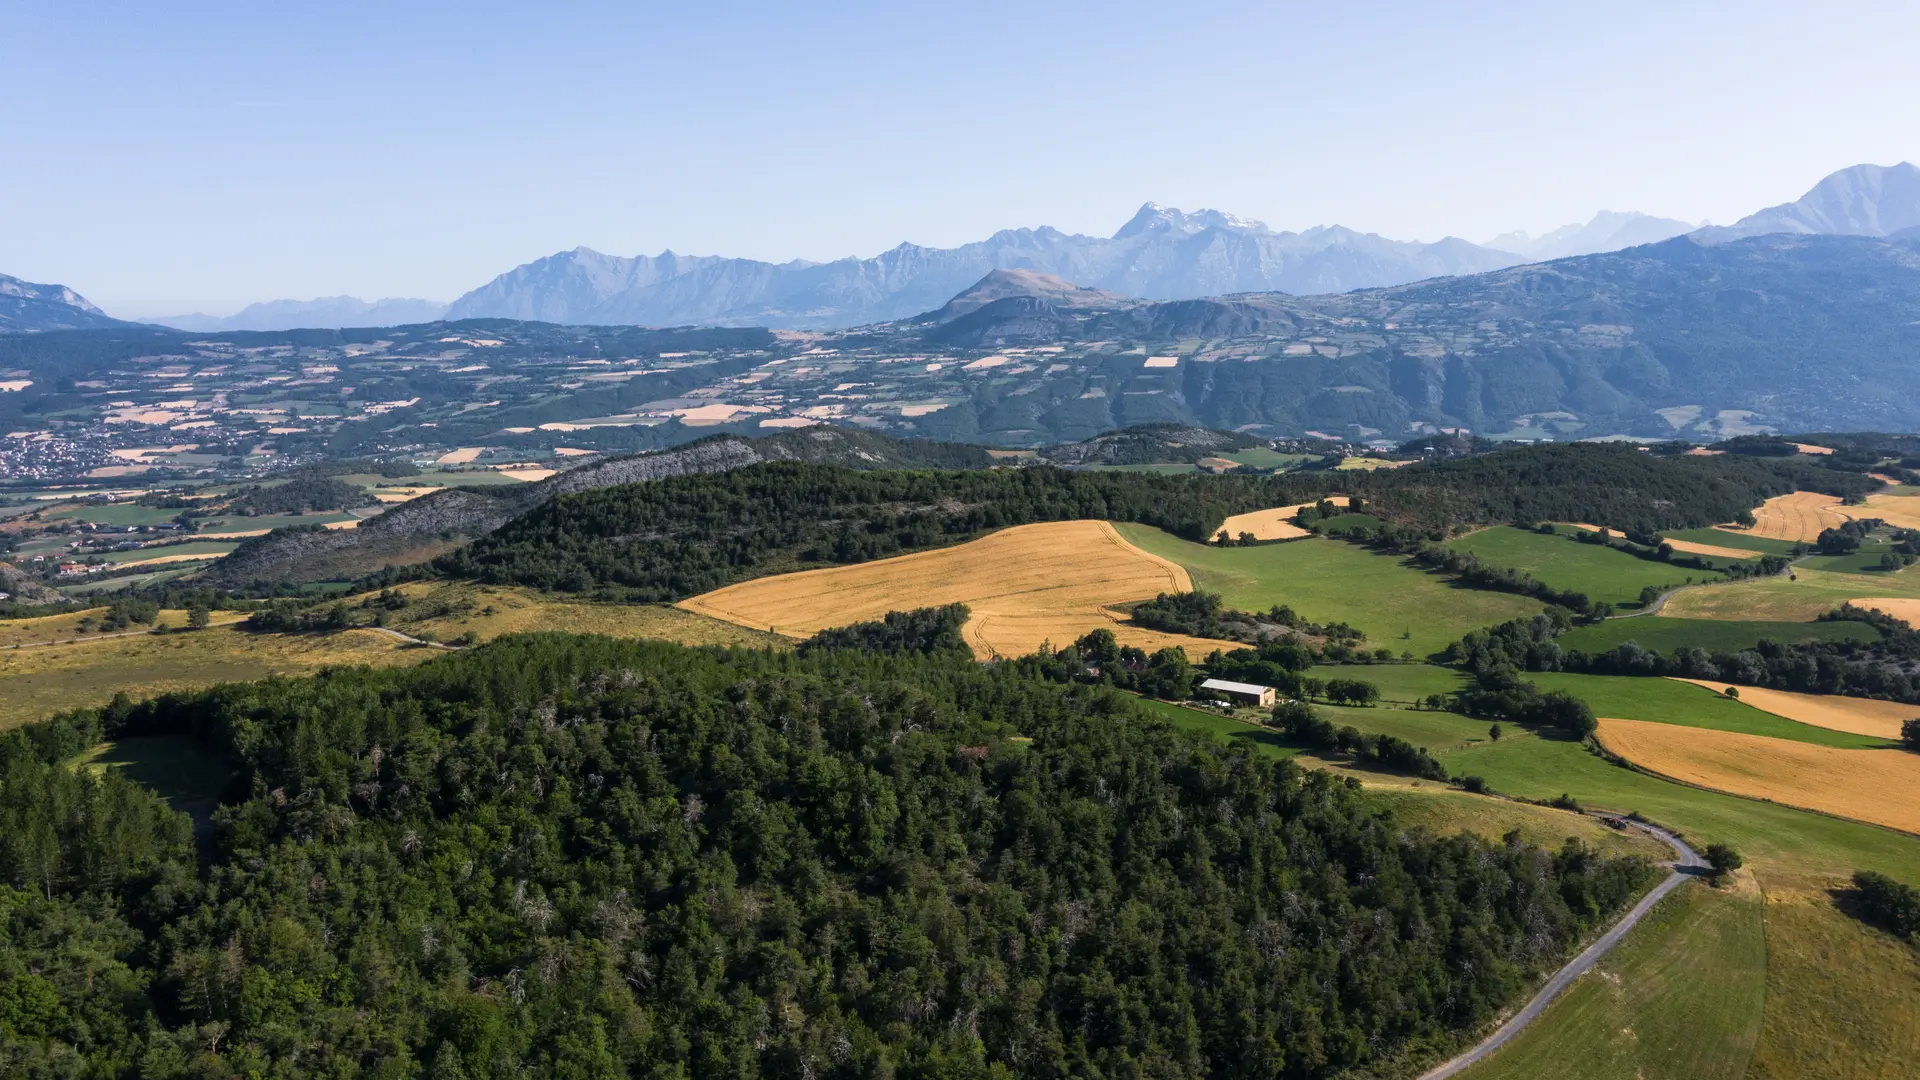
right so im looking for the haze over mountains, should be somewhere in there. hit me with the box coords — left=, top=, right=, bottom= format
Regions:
left=151, top=296, right=449, bottom=332
left=4, top=162, right=1918, bottom=338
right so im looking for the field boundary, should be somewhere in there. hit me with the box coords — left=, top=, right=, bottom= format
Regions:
left=1592, top=726, right=1920, bottom=842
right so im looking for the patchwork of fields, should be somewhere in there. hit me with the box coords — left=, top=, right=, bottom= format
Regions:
left=1449, top=526, right=1716, bottom=604
left=680, top=519, right=1238, bottom=659
left=1595, top=717, right=1920, bottom=835
left=1115, top=525, right=1544, bottom=655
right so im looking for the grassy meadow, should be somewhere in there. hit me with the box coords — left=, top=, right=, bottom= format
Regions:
left=1558, top=615, right=1880, bottom=654
left=1661, top=565, right=1920, bottom=621
left=1448, top=526, right=1712, bottom=605
left=1114, top=525, right=1544, bottom=656
left=1457, top=881, right=1768, bottom=1080
left=1525, top=672, right=1892, bottom=748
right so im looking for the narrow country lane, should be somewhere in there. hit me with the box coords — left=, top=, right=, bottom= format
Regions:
left=1417, top=818, right=1708, bottom=1079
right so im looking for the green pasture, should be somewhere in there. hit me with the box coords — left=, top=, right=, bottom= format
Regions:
left=1448, top=526, right=1714, bottom=606
left=1305, top=663, right=1468, bottom=702
left=1435, top=734, right=1920, bottom=882
left=1659, top=528, right=1800, bottom=556
left=1559, top=616, right=1881, bottom=655
left=1459, top=883, right=1766, bottom=1080
left=1117, top=526, right=1543, bottom=656
left=48, top=503, right=182, bottom=526
left=94, top=540, right=239, bottom=564
left=1525, top=672, right=1888, bottom=748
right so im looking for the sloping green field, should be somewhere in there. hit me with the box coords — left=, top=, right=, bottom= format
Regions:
left=1448, top=526, right=1711, bottom=605
left=1116, top=526, right=1543, bottom=656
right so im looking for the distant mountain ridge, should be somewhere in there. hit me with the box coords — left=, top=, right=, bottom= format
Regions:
left=444, top=204, right=1529, bottom=330
left=1487, top=211, right=1698, bottom=260
left=0, top=274, right=132, bottom=333
left=1701, top=162, right=1920, bottom=241
left=153, top=296, right=449, bottom=332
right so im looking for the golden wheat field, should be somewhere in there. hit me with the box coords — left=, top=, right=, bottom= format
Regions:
left=680, top=519, right=1239, bottom=660
left=1669, top=679, right=1916, bottom=740
left=1596, top=717, right=1920, bottom=834
left=1212, top=496, right=1350, bottom=541
left=1856, top=596, right=1920, bottom=626
left=1841, top=493, right=1920, bottom=531
left=1717, top=491, right=1852, bottom=543
left=1663, top=537, right=1764, bottom=559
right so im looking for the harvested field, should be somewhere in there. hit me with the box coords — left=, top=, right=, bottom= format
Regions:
left=1791, top=443, right=1835, bottom=456
left=680, top=520, right=1237, bottom=660
left=1211, top=496, right=1349, bottom=541
left=1840, top=492, right=1920, bottom=531
left=1718, top=491, right=1851, bottom=544
left=1662, top=567, right=1920, bottom=622
left=1857, top=596, right=1920, bottom=626
left=1595, top=718, right=1920, bottom=834
left=1559, top=520, right=1754, bottom=559
left=1663, top=536, right=1762, bottom=559
left=1669, top=678, right=1916, bottom=740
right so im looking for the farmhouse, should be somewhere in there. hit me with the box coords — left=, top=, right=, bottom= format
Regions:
left=1199, top=678, right=1278, bottom=708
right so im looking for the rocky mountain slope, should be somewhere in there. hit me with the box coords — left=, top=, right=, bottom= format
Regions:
left=0, top=274, right=133, bottom=333
left=904, top=231, right=1920, bottom=438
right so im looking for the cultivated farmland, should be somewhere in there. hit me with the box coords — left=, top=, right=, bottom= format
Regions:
left=1557, top=616, right=1880, bottom=655
left=1669, top=678, right=1918, bottom=740
left=1660, top=566, right=1920, bottom=621
left=1116, top=525, right=1543, bottom=656
left=1528, top=673, right=1884, bottom=748
left=1448, top=526, right=1709, bottom=606
left=678, top=519, right=1237, bottom=659
left=1720, top=491, right=1851, bottom=543
left=1210, top=495, right=1349, bottom=541
left=1595, top=718, right=1920, bottom=834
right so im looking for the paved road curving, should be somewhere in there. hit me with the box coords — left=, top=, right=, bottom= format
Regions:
left=1417, top=818, right=1707, bottom=1080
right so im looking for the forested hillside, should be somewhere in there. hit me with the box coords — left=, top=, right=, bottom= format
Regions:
left=0, top=633, right=1654, bottom=1077
left=439, top=463, right=1315, bottom=598
left=439, top=444, right=1871, bottom=599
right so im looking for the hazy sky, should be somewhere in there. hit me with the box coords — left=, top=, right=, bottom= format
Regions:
left=5, top=1, right=1918, bottom=316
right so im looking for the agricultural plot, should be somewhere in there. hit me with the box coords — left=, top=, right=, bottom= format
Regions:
left=1668, top=678, right=1919, bottom=741
left=1557, top=616, right=1880, bottom=655
left=0, top=625, right=427, bottom=731
left=378, top=581, right=788, bottom=649
left=1115, top=525, right=1544, bottom=656
left=1595, top=717, right=1920, bottom=835
left=1304, top=663, right=1467, bottom=703
left=679, top=520, right=1238, bottom=660
left=1435, top=732, right=1920, bottom=884
left=1661, top=527, right=1800, bottom=557
left=1661, top=565, right=1920, bottom=622
left=1447, top=526, right=1708, bottom=606
left=1527, top=672, right=1886, bottom=748
left=95, top=540, right=238, bottom=564
left=0, top=607, right=248, bottom=647
left=1209, top=495, right=1349, bottom=541
left=1364, top=788, right=1671, bottom=861
left=1458, top=883, right=1767, bottom=1080
left=1216, top=447, right=1314, bottom=470
left=1720, top=491, right=1852, bottom=543
left=1744, top=887, right=1920, bottom=1078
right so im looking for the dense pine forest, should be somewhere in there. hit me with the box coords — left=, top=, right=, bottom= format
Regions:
left=437, top=444, right=1870, bottom=600
left=0, top=634, right=1657, bottom=1078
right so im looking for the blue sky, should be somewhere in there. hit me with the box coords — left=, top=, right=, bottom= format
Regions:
left=4, top=1, right=1918, bottom=316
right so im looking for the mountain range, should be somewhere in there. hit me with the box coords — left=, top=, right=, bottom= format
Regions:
left=150, top=296, right=449, bottom=332
left=0, top=274, right=128, bottom=333
left=440, top=204, right=1523, bottom=330
left=4, top=161, right=1918, bottom=337
left=1485, top=210, right=1699, bottom=261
